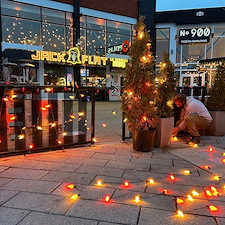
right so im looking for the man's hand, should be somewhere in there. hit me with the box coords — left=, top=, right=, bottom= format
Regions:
left=172, top=127, right=179, bottom=137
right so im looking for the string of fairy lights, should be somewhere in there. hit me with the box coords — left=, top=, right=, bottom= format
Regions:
left=63, top=146, right=225, bottom=218
left=0, top=85, right=122, bottom=148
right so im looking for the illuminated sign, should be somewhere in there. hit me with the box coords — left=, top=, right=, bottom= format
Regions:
left=107, top=40, right=130, bottom=54
left=31, top=47, right=128, bottom=68
left=179, top=27, right=211, bottom=44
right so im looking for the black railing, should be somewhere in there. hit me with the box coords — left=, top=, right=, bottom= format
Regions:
left=0, top=85, right=95, bottom=156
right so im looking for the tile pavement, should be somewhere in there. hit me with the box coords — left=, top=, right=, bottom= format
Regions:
left=0, top=101, right=225, bottom=224
left=0, top=137, right=225, bottom=225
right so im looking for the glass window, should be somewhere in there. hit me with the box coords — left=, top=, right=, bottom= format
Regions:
left=80, top=28, right=86, bottom=55
left=107, top=21, right=131, bottom=35
left=156, top=28, right=169, bottom=64
left=80, top=16, right=86, bottom=28
left=212, top=37, right=225, bottom=58
left=66, top=12, right=73, bottom=26
left=87, top=30, right=105, bottom=55
left=42, top=23, right=66, bottom=51
left=44, top=64, right=66, bottom=85
left=214, top=24, right=225, bottom=37
left=2, top=16, right=41, bottom=46
left=66, top=26, right=73, bottom=50
left=87, top=17, right=105, bottom=31
left=42, top=8, right=65, bottom=25
left=1, top=0, right=40, bottom=20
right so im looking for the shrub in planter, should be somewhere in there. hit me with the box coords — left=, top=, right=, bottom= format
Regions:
left=206, top=60, right=225, bottom=135
left=122, top=17, right=158, bottom=152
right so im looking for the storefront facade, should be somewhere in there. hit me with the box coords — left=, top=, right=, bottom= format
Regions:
left=0, top=0, right=138, bottom=100
left=155, top=5, right=225, bottom=88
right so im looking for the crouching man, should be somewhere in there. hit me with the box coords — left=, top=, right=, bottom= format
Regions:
left=172, top=93, right=212, bottom=144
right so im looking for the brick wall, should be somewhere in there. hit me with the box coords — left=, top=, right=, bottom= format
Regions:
left=54, top=0, right=138, bottom=18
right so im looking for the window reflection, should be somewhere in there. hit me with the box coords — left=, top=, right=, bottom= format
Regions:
left=2, top=16, right=41, bottom=45
left=1, top=0, right=41, bottom=20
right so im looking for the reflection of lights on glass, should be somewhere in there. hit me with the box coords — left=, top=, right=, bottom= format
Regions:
left=18, top=134, right=25, bottom=140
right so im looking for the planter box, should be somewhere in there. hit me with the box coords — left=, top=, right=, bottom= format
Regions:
left=154, top=117, right=174, bottom=148
left=132, top=129, right=156, bottom=152
left=206, top=111, right=225, bottom=136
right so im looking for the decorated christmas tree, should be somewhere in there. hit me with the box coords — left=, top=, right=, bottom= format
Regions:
left=122, top=17, right=158, bottom=133
left=156, top=52, right=177, bottom=118
left=206, top=60, right=225, bottom=111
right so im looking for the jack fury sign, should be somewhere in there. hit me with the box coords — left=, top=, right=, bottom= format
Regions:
left=179, top=27, right=211, bottom=44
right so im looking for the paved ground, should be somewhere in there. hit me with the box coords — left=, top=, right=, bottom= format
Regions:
left=0, top=101, right=225, bottom=225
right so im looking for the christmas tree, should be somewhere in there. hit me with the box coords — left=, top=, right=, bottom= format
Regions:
left=156, top=52, right=177, bottom=118
left=122, top=17, right=158, bottom=132
left=206, top=60, right=225, bottom=111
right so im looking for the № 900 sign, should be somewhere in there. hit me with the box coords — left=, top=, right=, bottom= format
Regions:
left=179, top=28, right=211, bottom=44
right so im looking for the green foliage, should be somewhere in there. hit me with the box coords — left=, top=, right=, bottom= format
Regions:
left=156, top=52, right=177, bottom=118
left=122, top=17, right=158, bottom=132
left=207, top=61, right=225, bottom=111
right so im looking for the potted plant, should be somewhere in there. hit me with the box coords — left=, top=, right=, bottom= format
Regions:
left=154, top=52, right=177, bottom=147
left=206, top=60, right=225, bottom=136
left=122, top=17, right=158, bottom=152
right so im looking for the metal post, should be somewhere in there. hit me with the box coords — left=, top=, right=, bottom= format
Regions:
left=91, top=87, right=95, bottom=143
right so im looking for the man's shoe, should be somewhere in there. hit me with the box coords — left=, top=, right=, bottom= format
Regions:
left=186, top=136, right=200, bottom=144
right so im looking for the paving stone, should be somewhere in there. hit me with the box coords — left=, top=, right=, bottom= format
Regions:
left=150, top=164, right=199, bottom=176
left=178, top=197, right=225, bottom=217
left=105, top=160, right=150, bottom=171
left=78, top=185, right=116, bottom=200
left=113, top=189, right=176, bottom=211
left=0, top=179, right=61, bottom=194
left=50, top=182, right=85, bottom=197
left=0, top=166, right=8, bottom=172
left=3, top=192, right=73, bottom=214
left=0, top=207, right=29, bottom=225
left=122, top=170, right=174, bottom=183
left=41, top=171, right=96, bottom=185
left=25, top=153, right=71, bottom=162
left=0, top=168, right=49, bottom=180
left=66, top=199, right=139, bottom=224
left=93, top=175, right=146, bottom=192
left=217, top=217, right=225, bottom=225
left=86, top=145, right=118, bottom=154
left=138, top=207, right=217, bottom=225
left=152, top=151, right=182, bottom=160
left=91, top=152, right=132, bottom=161
left=172, top=159, right=198, bottom=168
left=76, top=165, right=125, bottom=177
left=0, top=177, right=12, bottom=187
left=18, top=211, right=98, bottom=225
left=130, top=157, right=173, bottom=166
left=145, top=182, right=195, bottom=197
left=32, top=161, right=81, bottom=172
left=98, top=222, right=127, bottom=225
left=65, top=157, right=109, bottom=166
left=54, top=149, right=95, bottom=158
left=0, top=158, right=40, bottom=169
left=0, top=189, right=19, bottom=205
